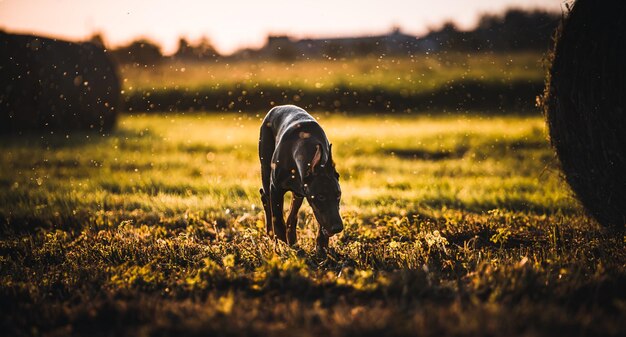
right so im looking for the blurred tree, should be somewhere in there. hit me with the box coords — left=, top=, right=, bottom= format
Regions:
left=420, top=9, right=559, bottom=52
left=426, top=21, right=467, bottom=50
left=267, top=36, right=298, bottom=61
left=87, top=32, right=106, bottom=49
left=110, top=38, right=163, bottom=65
left=473, top=9, right=559, bottom=51
left=175, top=37, right=192, bottom=58
left=196, top=36, right=220, bottom=60
left=174, top=36, right=219, bottom=61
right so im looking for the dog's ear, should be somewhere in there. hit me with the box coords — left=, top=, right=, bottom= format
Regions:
left=309, top=144, right=322, bottom=174
left=328, top=144, right=334, bottom=166
left=327, top=144, right=339, bottom=179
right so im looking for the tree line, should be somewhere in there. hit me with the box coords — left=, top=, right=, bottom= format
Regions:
left=98, top=8, right=559, bottom=65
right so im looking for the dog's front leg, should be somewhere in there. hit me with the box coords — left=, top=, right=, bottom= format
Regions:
left=285, top=194, right=304, bottom=246
left=269, top=186, right=287, bottom=242
left=316, top=227, right=329, bottom=255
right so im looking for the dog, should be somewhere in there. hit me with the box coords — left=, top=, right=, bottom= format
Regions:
left=258, top=105, right=343, bottom=253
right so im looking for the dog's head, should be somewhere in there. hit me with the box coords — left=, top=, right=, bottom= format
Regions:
left=303, top=144, right=343, bottom=236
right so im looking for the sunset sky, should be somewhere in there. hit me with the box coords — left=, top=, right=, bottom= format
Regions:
left=0, top=0, right=564, bottom=55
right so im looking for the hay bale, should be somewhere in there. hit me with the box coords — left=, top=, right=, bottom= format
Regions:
left=544, top=0, right=626, bottom=227
left=0, top=32, right=121, bottom=134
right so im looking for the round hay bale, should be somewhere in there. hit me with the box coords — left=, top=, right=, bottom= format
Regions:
left=0, top=32, right=121, bottom=134
left=544, top=0, right=626, bottom=227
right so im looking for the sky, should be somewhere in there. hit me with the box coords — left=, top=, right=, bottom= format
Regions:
left=0, top=0, right=565, bottom=55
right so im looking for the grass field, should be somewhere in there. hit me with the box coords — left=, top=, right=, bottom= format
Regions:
left=119, top=53, right=547, bottom=113
left=1, top=113, right=625, bottom=336
left=120, top=53, right=545, bottom=94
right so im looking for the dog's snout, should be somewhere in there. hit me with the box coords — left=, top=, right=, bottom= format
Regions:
left=330, top=223, right=344, bottom=235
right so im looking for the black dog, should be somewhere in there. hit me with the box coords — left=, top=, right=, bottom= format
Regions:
left=259, top=105, right=343, bottom=252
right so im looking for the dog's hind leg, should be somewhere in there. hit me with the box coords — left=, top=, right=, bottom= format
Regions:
left=259, top=122, right=275, bottom=235
left=286, top=194, right=304, bottom=246
left=259, top=189, right=271, bottom=234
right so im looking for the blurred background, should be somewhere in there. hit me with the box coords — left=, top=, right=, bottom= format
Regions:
left=1, top=0, right=563, bottom=116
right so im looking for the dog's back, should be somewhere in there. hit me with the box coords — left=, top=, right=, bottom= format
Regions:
left=260, top=105, right=330, bottom=182
left=262, top=105, right=322, bottom=144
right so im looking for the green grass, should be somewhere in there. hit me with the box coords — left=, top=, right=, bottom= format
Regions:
left=121, top=52, right=545, bottom=94
left=1, top=113, right=625, bottom=336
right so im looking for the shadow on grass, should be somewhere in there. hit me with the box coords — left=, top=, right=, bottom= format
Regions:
left=385, top=146, right=468, bottom=161
left=124, top=79, right=544, bottom=114
left=0, top=128, right=153, bottom=149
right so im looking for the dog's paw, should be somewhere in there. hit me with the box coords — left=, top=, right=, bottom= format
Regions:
left=315, top=245, right=328, bottom=258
